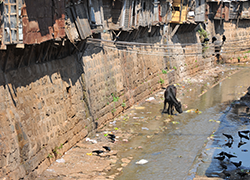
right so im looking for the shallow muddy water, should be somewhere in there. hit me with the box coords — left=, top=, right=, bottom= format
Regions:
left=107, top=67, right=250, bottom=180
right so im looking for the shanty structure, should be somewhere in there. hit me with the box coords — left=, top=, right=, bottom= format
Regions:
left=0, top=0, right=212, bottom=49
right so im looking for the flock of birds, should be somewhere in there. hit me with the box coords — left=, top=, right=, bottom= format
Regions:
left=91, top=134, right=115, bottom=156
left=213, top=130, right=250, bottom=178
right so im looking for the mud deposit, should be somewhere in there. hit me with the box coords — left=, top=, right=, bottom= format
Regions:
left=37, top=65, right=250, bottom=180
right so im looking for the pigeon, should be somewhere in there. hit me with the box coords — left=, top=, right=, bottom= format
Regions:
left=103, top=146, right=111, bottom=152
left=238, top=131, right=250, bottom=141
left=224, top=152, right=237, bottom=160
left=231, top=161, right=242, bottom=168
left=92, top=150, right=104, bottom=156
left=222, top=133, right=233, bottom=140
left=214, top=155, right=225, bottom=161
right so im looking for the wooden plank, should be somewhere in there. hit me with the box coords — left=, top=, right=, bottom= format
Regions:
left=224, top=2, right=229, bottom=21
left=170, top=24, right=180, bottom=37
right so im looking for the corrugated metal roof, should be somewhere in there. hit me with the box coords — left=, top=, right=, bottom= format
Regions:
left=21, top=0, right=65, bottom=45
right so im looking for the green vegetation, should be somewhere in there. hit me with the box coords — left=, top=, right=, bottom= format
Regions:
left=159, top=77, right=164, bottom=85
left=162, top=69, right=167, bottom=74
left=197, top=25, right=209, bottom=40
left=121, top=100, right=126, bottom=108
left=47, top=153, right=54, bottom=159
left=111, top=93, right=119, bottom=102
left=173, top=66, right=177, bottom=70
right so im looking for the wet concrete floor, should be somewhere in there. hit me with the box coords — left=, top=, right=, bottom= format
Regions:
left=111, top=66, right=250, bottom=180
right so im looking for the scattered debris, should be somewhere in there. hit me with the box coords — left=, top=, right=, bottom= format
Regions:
left=135, top=159, right=148, bottom=165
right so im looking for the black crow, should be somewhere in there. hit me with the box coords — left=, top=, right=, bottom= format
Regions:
left=108, top=134, right=116, bottom=143
left=231, top=161, right=242, bottom=168
left=204, top=38, right=209, bottom=43
left=218, top=151, right=226, bottom=156
left=92, top=150, right=104, bottom=156
left=224, top=141, right=233, bottom=148
left=224, top=152, right=237, bottom=160
left=222, top=35, right=226, bottom=42
left=238, top=141, right=247, bottom=148
left=220, top=163, right=227, bottom=169
left=103, top=146, right=111, bottom=152
left=222, top=170, right=230, bottom=177
left=214, top=155, right=225, bottom=161
left=212, top=36, right=217, bottom=43
left=222, top=133, right=233, bottom=140
left=240, top=130, right=250, bottom=134
left=238, top=131, right=250, bottom=141
left=108, top=134, right=116, bottom=139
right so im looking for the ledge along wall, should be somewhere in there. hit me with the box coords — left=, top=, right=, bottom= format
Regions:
left=0, top=29, right=226, bottom=179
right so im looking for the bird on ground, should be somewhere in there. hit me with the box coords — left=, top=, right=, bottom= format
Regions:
left=222, top=170, right=231, bottom=178
left=238, top=141, right=247, bottom=148
left=222, top=133, right=233, bottom=141
left=220, top=163, right=227, bottom=169
left=212, top=36, right=217, bottom=43
left=224, top=152, right=237, bottom=160
left=238, top=131, right=250, bottom=141
left=237, top=171, right=248, bottom=178
left=92, top=150, right=104, bottom=156
left=103, top=146, right=111, bottom=152
left=240, top=130, right=250, bottom=134
left=108, top=134, right=116, bottom=143
left=217, top=151, right=226, bottom=156
left=203, top=38, right=209, bottom=43
left=222, top=35, right=226, bottom=42
left=224, top=141, right=233, bottom=148
left=214, top=155, right=225, bottom=161
left=231, top=161, right=242, bottom=168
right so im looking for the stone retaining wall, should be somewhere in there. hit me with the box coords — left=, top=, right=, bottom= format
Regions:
left=0, top=25, right=247, bottom=179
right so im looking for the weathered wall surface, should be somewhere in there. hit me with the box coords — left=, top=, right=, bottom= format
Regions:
left=0, top=56, right=91, bottom=179
left=207, top=19, right=250, bottom=63
left=0, top=24, right=244, bottom=179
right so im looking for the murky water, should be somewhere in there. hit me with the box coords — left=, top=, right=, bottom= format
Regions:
left=107, top=67, right=250, bottom=180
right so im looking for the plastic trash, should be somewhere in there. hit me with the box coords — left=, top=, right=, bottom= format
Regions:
left=152, top=152, right=161, bottom=156
left=136, top=159, right=148, bottom=165
left=142, top=127, right=149, bottom=130
left=146, top=97, right=155, bottom=101
left=86, top=138, right=97, bottom=144
left=242, top=149, right=248, bottom=152
left=56, top=158, right=65, bottom=163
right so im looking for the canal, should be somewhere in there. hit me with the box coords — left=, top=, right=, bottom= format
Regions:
left=111, top=66, right=250, bottom=180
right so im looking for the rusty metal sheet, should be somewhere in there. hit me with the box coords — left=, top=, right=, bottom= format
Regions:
left=224, top=2, right=229, bottom=21
left=65, top=2, right=91, bottom=41
left=22, top=0, right=65, bottom=44
left=213, top=2, right=225, bottom=19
